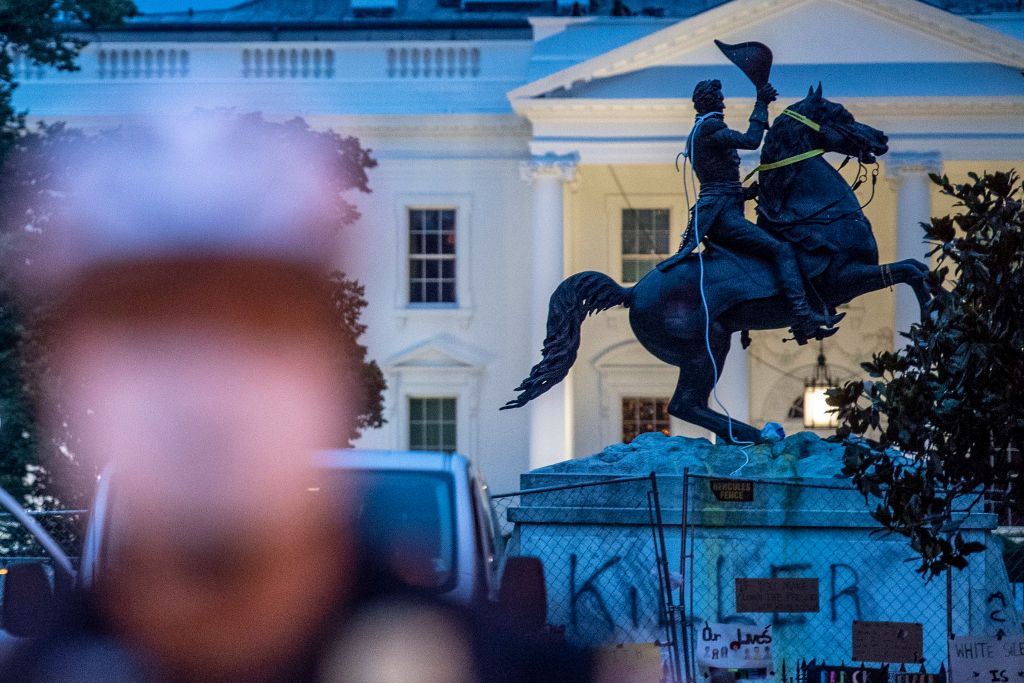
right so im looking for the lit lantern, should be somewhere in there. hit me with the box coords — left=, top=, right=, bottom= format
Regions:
left=803, top=341, right=837, bottom=429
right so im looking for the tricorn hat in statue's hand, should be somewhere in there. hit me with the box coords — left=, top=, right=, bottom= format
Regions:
left=714, top=39, right=773, bottom=88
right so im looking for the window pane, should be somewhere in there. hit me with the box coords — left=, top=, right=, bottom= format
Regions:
left=409, top=209, right=423, bottom=232
left=622, top=208, right=671, bottom=280
left=425, top=424, right=440, bottom=446
left=654, top=209, right=669, bottom=230
left=637, top=231, right=654, bottom=254
left=655, top=230, right=670, bottom=254
left=637, top=210, right=651, bottom=231
left=622, top=260, right=639, bottom=284
left=425, top=210, right=439, bottom=232
left=621, top=396, right=671, bottom=443
left=441, top=282, right=456, bottom=303
left=409, top=398, right=456, bottom=453
left=409, top=209, right=457, bottom=306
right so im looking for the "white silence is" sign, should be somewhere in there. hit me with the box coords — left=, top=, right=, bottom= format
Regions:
left=949, top=634, right=1024, bottom=682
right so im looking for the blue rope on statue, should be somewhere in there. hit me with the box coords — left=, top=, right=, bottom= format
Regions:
left=680, top=112, right=755, bottom=469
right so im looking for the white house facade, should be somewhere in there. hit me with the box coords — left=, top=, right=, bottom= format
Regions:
left=14, top=0, right=1024, bottom=491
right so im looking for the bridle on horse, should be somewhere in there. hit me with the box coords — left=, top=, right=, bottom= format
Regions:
left=743, top=109, right=825, bottom=182
left=745, top=107, right=880, bottom=213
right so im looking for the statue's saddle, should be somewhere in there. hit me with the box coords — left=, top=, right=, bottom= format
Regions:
left=654, top=245, right=795, bottom=313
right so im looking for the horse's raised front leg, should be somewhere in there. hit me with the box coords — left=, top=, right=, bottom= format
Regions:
left=833, top=259, right=931, bottom=318
left=667, top=337, right=763, bottom=444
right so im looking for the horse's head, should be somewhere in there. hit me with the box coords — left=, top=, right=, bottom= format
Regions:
left=789, top=83, right=888, bottom=163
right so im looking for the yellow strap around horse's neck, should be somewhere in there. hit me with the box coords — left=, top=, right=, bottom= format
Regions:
left=780, top=108, right=821, bottom=132
left=742, top=108, right=824, bottom=182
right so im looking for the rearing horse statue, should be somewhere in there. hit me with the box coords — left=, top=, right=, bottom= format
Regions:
left=502, top=85, right=932, bottom=444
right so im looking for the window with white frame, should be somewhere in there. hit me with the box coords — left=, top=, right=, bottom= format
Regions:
left=408, top=208, right=456, bottom=304
left=409, top=397, right=457, bottom=453
left=621, top=396, right=671, bottom=443
left=621, top=208, right=671, bottom=283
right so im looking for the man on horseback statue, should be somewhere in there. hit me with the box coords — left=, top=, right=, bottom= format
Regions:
left=504, top=38, right=928, bottom=443
left=676, top=76, right=843, bottom=345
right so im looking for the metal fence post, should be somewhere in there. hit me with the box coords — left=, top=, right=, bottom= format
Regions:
left=649, top=472, right=683, bottom=683
left=946, top=566, right=953, bottom=676
left=679, top=468, right=692, bottom=682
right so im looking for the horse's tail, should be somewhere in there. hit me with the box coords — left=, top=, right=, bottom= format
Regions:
left=501, top=271, right=630, bottom=410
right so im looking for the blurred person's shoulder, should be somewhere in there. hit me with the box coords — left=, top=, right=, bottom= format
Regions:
left=317, top=588, right=594, bottom=683
left=0, top=592, right=154, bottom=683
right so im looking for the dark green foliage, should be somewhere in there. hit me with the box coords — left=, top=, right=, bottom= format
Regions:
left=328, top=272, right=387, bottom=446
left=1, top=1, right=137, bottom=156
left=0, top=116, right=386, bottom=505
left=831, top=170, right=1024, bottom=576
left=0, top=122, right=87, bottom=504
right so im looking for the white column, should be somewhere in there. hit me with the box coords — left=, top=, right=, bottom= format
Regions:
left=887, top=152, right=941, bottom=349
left=715, top=332, right=750, bottom=426
left=520, top=152, right=578, bottom=470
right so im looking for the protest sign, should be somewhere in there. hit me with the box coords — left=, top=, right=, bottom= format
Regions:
left=697, top=621, right=774, bottom=673
left=852, top=620, right=923, bottom=663
left=949, top=633, right=1024, bottom=682
left=736, top=578, right=820, bottom=613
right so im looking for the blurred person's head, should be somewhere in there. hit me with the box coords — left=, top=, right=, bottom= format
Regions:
left=16, top=114, right=359, bottom=680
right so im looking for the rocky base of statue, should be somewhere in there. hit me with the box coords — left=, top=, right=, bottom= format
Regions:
left=507, top=430, right=1005, bottom=663
left=529, top=428, right=845, bottom=481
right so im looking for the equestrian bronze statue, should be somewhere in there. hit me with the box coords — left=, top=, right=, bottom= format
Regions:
left=670, top=76, right=842, bottom=345
left=503, top=54, right=931, bottom=443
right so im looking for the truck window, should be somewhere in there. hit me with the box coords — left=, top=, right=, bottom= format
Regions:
left=324, top=470, right=456, bottom=593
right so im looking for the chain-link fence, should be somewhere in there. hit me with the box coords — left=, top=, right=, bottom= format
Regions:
left=1004, top=540, right=1024, bottom=627
left=0, top=508, right=85, bottom=624
left=679, top=472, right=1023, bottom=681
left=0, top=509, right=86, bottom=563
left=492, top=474, right=682, bottom=682
left=985, top=491, right=1024, bottom=640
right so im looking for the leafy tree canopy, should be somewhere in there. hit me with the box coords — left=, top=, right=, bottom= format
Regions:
left=1, top=1, right=138, bottom=155
left=833, top=170, right=1024, bottom=576
left=0, top=115, right=385, bottom=506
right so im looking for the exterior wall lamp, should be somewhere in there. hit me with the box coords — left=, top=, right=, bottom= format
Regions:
left=803, top=340, right=837, bottom=429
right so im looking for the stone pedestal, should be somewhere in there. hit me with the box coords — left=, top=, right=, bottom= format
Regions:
left=504, top=432, right=1016, bottom=669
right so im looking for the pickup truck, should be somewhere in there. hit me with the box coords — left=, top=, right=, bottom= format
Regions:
left=1, top=450, right=539, bottom=641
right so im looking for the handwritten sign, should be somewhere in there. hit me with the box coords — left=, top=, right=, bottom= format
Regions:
left=949, top=634, right=1024, bottom=682
left=710, top=479, right=754, bottom=502
left=852, top=620, right=923, bottom=663
left=696, top=622, right=774, bottom=671
left=736, top=578, right=820, bottom=613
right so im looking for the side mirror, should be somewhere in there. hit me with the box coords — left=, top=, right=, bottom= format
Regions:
left=2, top=562, right=57, bottom=637
left=498, top=555, right=547, bottom=631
